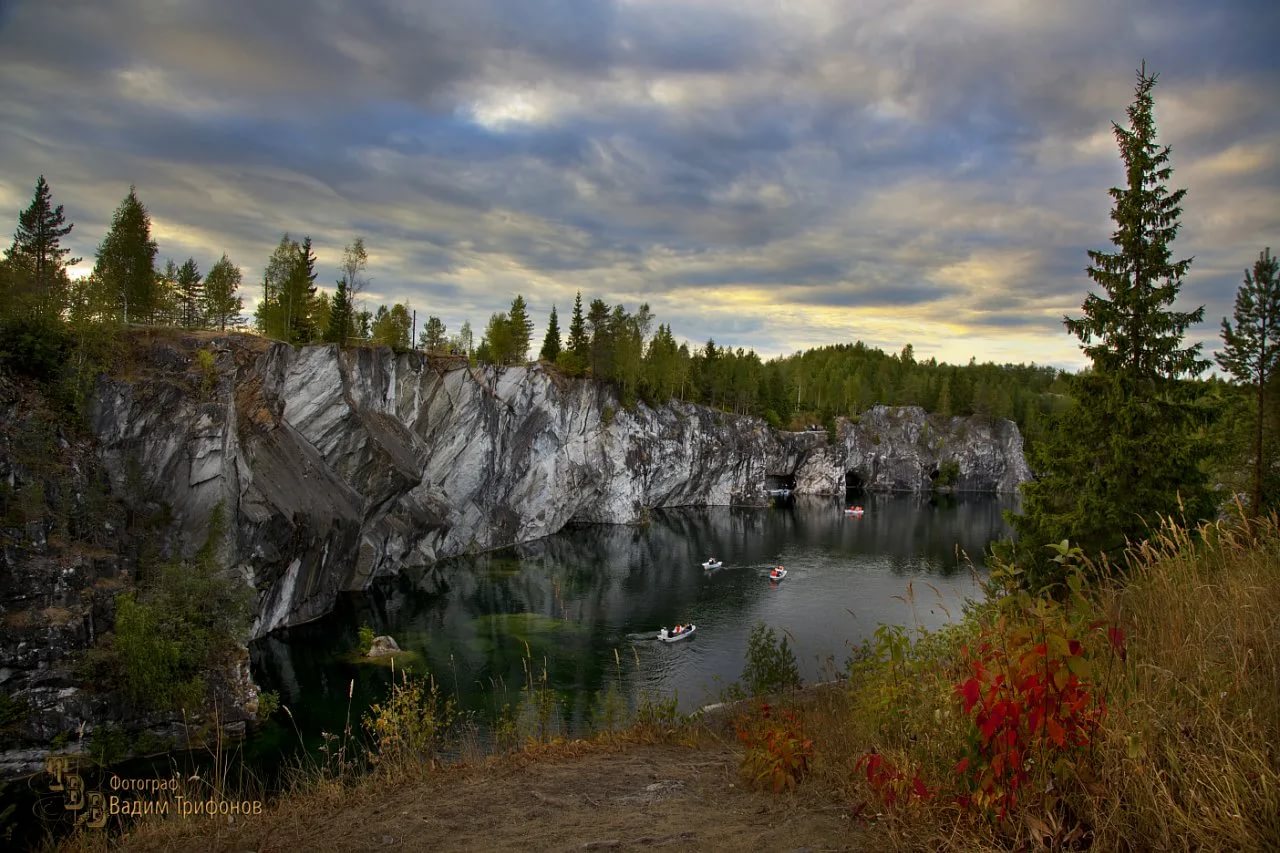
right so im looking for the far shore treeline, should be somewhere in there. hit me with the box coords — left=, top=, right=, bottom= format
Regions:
left=1, top=66, right=1278, bottom=584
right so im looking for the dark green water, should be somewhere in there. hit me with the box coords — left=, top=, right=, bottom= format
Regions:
left=2, top=492, right=1013, bottom=848
left=248, top=492, right=1012, bottom=758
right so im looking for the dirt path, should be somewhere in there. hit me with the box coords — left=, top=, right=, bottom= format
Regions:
left=115, top=741, right=863, bottom=852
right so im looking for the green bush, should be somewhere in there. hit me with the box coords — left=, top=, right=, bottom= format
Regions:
left=108, top=559, right=252, bottom=713
left=357, top=625, right=375, bottom=655
left=0, top=315, right=70, bottom=382
left=256, top=690, right=280, bottom=720
left=195, top=348, right=217, bottom=396
left=363, top=671, right=457, bottom=768
left=742, top=623, right=802, bottom=696
left=935, top=459, right=961, bottom=488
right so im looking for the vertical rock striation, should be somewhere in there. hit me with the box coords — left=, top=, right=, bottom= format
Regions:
left=82, top=336, right=1030, bottom=638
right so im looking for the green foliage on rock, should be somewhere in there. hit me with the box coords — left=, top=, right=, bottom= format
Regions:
left=94, top=505, right=251, bottom=714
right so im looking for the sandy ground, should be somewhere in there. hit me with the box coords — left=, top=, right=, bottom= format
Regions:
left=111, top=740, right=863, bottom=853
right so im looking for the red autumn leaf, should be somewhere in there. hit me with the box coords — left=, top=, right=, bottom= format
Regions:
left=911, top=776, right=931, bottom=800
left=1068, top=639, right=1083, bottom=656
left=954, top=757, right=970, bottom=775
left=1108, top=625, right=1127, bottom=660
left=1047, top=717, right=1067, bottom=748
left=959, top=677, right=982, bottom=713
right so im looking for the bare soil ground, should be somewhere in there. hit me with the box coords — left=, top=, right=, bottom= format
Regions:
left=109, top=739, right=864, bottom=853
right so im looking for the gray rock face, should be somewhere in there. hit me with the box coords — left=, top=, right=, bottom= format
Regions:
left=85, top=338, right=1030, bottom=639
left=791, top=406, right=1033, bottom=495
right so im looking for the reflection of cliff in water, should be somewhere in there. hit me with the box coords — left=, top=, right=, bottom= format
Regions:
left=251, top=493, right=1014, bottom=750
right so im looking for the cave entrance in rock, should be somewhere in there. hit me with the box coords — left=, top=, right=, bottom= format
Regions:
left=844, top=470, right=865, bottom=495
left=765, top=474, right=796, bottom=491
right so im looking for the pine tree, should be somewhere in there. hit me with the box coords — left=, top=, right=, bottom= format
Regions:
left=202, top=254, right=242, bottom=331
left=311, top=290, right=332, bottom=340
left=1011, top=65, right=1210, bottom=580
left=286, top=236, right=319, bottom=343
left=539, top=305, right=561, bottom=362
left=355, top=309, right=372, bottom=341
left=176, top=258, right=203, bottom=329
left=586, top=298, right=610, bottom=376
left=507, top=294, right=533, bottom=363
left=563, top=291, right=589, bottom=374
left=92, top=187, right=158, bottom=324
left=326, top=279, right=353, bottom=345
left=419, top=315, right=447, bottom=352
left=3, top=175, right=80, bottom=319
left=1217, top=248, right=1280, bottom=513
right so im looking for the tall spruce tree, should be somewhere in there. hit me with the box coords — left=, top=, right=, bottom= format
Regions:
left=1011, top=65, right=1210, bottom=582
left=92, top=187, right=158, bottom=324
left=564, top=291, right=589, bottom=374
left=176, top=257, right=203, bottom=329
left=203, top=254, right=243, bottom=331
left=289, top=236, right=319, bottom=343
left=1217, top=248, right=1280, bottom=513
left=508, top=294, right=533, bottom=363
left=4, top=175, right=80, bottom=319
left=586, top=298, right=610, bottom=376
left=326, top=279, right=353, bottom=345
left=539, top=305, right=561, bottom=362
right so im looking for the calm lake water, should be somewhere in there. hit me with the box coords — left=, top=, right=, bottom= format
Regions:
left=247, top=492, right=1013, bottom=760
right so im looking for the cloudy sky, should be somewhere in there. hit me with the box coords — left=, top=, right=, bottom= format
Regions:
left=1, top=0, right=1277, bottom=368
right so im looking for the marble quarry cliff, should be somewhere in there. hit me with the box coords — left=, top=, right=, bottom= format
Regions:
left=86, top=335, right=1030, bottom=638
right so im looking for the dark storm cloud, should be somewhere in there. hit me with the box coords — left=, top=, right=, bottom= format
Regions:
left=0, top=0, right=1276, bottom=366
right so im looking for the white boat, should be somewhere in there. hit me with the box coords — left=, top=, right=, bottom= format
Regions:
left=657, top=624, right=697, bottom=643
left=701, top=559, right=723, bottom=570
left=844, top=507, right=864, bottom=516
left=768, top=568, right=788, bottom=581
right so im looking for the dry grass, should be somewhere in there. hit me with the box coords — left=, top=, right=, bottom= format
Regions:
left=1082, top=515, right=1280, bottom=849
left=808, top=511, right=1280, bottom=850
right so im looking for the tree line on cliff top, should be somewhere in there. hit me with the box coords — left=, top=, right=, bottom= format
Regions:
left=1, top=66, right=1276, bottom=584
